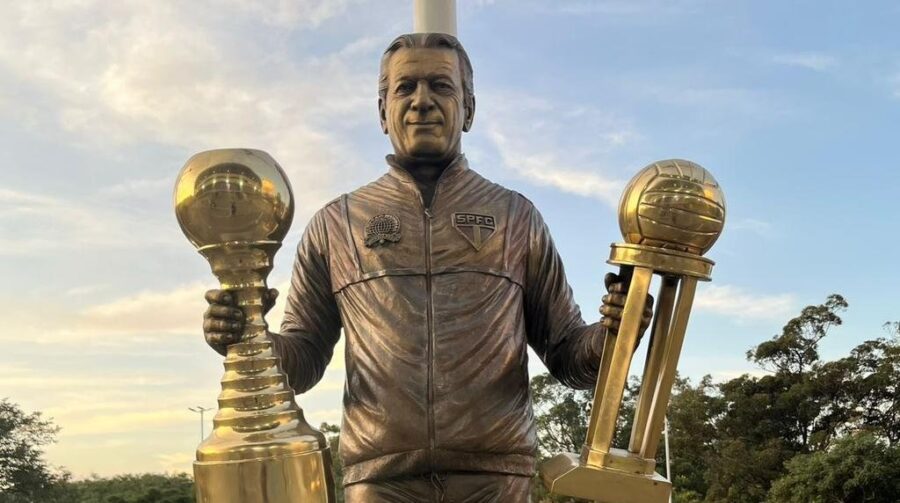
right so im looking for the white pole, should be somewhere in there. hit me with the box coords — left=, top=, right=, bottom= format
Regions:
left=189, top=406, right=213, bottom=442
left=414, top=0, right=458, bottom=36
left=664, top=416, right=673, bottom=503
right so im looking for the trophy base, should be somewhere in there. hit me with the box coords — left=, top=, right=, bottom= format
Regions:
left=539, top=452, right=670, bottom=503
left=194, top=448, right=334, bottom=503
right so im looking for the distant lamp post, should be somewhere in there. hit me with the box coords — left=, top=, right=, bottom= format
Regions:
left=188, top=406, right=213, bottom=441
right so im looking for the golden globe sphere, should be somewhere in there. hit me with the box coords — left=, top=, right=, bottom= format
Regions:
left=618, top=159, right=725, bottom=256
left=174, top=149, right=294, bottom=249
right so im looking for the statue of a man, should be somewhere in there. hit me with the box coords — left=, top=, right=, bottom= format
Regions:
left=203, top=33, right=652, bottom=502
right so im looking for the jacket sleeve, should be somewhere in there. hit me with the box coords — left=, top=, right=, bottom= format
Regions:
left=523, top=202, right=606, bottom=390
left=271, top=209, right=342, bottom=395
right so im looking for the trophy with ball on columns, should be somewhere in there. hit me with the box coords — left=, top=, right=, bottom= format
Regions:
left=540, top=159, right=726, bottom=503
left=175, top=149, right=335, bottom=503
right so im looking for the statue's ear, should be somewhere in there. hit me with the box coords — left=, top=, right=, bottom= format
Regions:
left=378, top=97, right=388, bottom=134
left=463, top=95, right=475, bottom=132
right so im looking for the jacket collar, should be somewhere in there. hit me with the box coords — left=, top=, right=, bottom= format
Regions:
left=385, top=154, right=469, bottom=185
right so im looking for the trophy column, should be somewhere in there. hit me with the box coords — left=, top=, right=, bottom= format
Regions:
left=540, top=159, right=726, bottom=503
left=175, top=148, right=335, bottom=503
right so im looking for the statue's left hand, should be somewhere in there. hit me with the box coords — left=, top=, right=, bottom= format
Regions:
left=599, top=272, right=654, bottom=343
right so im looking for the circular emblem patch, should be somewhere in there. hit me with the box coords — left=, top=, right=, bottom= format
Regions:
left=364, top=214, right=401, bottom=248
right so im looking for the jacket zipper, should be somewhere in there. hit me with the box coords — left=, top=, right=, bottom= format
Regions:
left=423, top=204, right=435, bottom=471
left=421, top=175, right=448, bottom=473
left=398, top=160, right=456, bottom=473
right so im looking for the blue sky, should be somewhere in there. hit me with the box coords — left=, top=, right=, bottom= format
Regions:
left=0, top=0, right=897, bottom=477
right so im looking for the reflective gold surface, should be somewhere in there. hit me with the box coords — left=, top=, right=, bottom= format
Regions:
left=540, top=159, right=726, bottom=503
left=618, top=159, right=725, bottom=255
left=175, top=148, right=335, bottom=503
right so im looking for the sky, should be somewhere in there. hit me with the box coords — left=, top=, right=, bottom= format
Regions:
left=1, top=0, right=898, bottom=478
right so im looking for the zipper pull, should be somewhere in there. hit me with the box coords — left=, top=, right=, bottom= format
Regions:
left=424, top=207, right=433, bottom=219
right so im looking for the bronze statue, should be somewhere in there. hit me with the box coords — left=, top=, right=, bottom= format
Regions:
left=202, top=34, right=653, bottom=502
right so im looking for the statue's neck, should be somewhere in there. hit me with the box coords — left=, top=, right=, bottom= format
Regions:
left=394, top=155, right=455, bottom=208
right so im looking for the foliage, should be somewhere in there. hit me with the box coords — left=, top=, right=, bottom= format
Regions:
left=320, top=422, right=344, bottom=503
left=7, top=296, right=900, bottom=503
left=0, top=399, right=70, bottom=503
left=63, top=473, right=195, bottom=503
left=767, top=433, right=900, bottom=502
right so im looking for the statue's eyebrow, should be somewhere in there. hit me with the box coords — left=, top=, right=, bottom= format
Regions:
left=394, top=71, right=456, bottom=82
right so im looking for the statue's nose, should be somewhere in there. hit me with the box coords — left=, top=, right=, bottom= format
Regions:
left=410, top=83, right=435, bottom=112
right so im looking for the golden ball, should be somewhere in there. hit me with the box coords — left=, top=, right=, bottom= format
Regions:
left=618, top=159, right=726, bottom=256
left=174, top=149, right=294, bottom=249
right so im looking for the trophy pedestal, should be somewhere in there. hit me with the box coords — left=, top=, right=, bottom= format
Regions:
left=540, top=452, right=670, bottom=503
left=194, top=449, right=332, bottom=503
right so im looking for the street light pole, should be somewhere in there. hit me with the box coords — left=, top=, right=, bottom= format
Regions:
left=188, top=406, right=213, bottom=441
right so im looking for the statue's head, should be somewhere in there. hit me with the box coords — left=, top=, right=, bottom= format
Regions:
left=378, top=33, right=475, bottom=165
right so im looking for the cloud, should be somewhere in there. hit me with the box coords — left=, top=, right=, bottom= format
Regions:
left=480, top=93, right=636, bottom=206
left=729, top=217, right=773, bottom=237
left=771, top=52, right=838, bottom=72
left=0, top=1, right=384, bottom=215
left=157, top=451, right=194, bottom=474
left=0, top=186, right=180, bottom=256
left=222, top=0, right=359, bottom=28
left=695, top=284, right=795, bottom=321
left=890, top=73, right=900, bottom=100
left=486, top=0, right=709, bottom=17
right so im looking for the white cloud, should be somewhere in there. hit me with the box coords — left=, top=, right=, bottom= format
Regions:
left=0, top=186, right=179, bottom=256
left=480, top=93, right=635, bottom=206
left=223, top=0, right=359, bottom=28
left=729, top=217, right=773, bottom=237
left=0, top=1, right=383, bottom=215
left=771, top=52, right=838, bottom=72
left=695, top=284, right=795, bottom=321
left=890, top=73, right=900, bottom=100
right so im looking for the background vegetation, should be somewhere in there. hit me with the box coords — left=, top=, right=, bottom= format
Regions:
left=3, top=295, right=898, bottom=502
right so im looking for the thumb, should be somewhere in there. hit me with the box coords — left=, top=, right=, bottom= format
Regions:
left=264, top=288, right=279, bottom=314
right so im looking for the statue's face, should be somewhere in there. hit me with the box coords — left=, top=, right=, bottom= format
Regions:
left=380, top=47, right=471, bottom=164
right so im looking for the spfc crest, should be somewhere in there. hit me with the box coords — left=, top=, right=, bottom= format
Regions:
left=365, top=214, right=401, bottom=248
left=452, top=212, right=497, bottom=251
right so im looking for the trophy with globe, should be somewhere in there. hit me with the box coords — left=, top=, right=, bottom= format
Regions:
left=174, top=149, right=335, bottom=503
left=540, top=159, right=726, bottom=503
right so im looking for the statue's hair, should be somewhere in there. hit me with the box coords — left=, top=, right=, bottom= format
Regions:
left=378, top=33, right=475, bottom=107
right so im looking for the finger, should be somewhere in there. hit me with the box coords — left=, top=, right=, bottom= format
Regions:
left=602, top=293, right=628, bottom=307
left=268, top=288, right=279, bottom=303
left=206, top=331, right=241, bottom=347
left=609, top=281, right=627, bottom=294
left=599, top=305, right=623, bottom=319
left=600, top=317, right=620, bottom=333
left=204, top=318, right=243, bottom=334
left=604, top=272, right=619, bottom=292
left=205, top=289, right=233, bottom=305
left=206, top=305, right=244, bottom=320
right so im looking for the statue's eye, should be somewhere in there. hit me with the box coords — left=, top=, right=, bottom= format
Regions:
left=395, top=82, right=415, bottom=95
left=433, top=81, right=454, bottom=93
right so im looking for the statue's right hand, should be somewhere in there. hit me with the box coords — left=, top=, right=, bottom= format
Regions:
left=203, top=289, right=244, bottom=355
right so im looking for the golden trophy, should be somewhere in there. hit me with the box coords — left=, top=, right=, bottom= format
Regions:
left=174, top=148, right=335, bottom=503
left=540, top=159, right=726, bottom=503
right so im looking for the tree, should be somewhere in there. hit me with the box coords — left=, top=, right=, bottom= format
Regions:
left=65, top=473, right=195, bottom=503
left=767, top=433, right=900, bottom=503
left=0, top=398, right=70, bottom=503
left=842, top=336, right=900, bottom=444
left=705, top=295, right=849, bottom=501
left=320, top=422, right=343, bottom=503
left=665, top=376, right=720, bottom=502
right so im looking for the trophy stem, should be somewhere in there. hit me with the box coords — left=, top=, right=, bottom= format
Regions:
left=192, top=241, right=335, bottom=503
left=587, top=266, right=653, bottom=458
left=628, top=276, right=678, bottom=454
